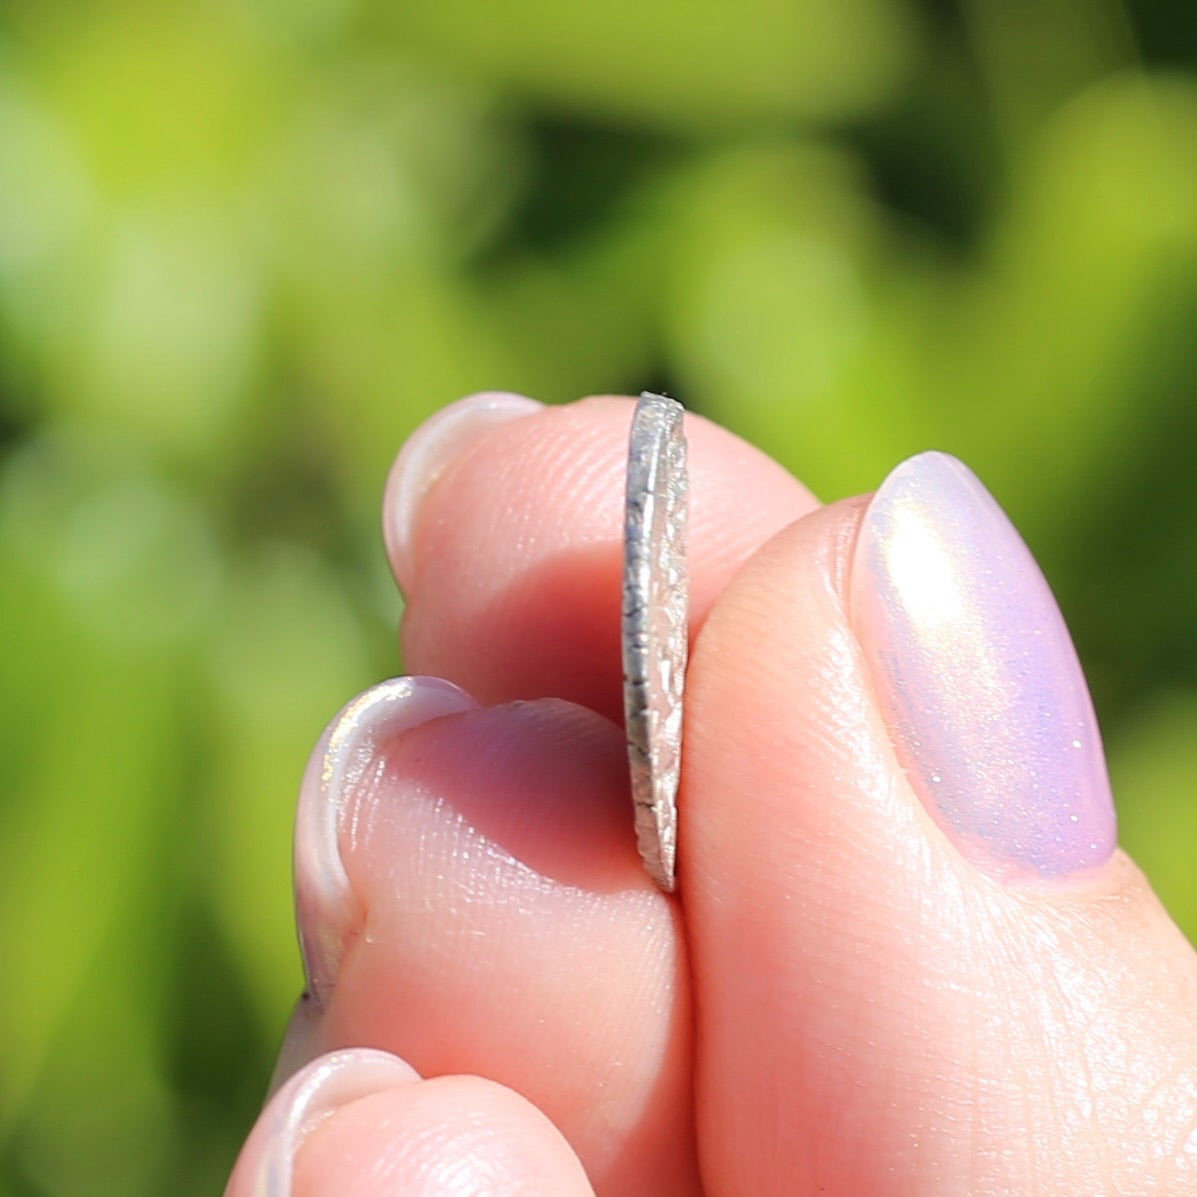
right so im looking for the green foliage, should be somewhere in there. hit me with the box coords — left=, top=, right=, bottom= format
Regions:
left=0, top=0, right=1195, bottom=1188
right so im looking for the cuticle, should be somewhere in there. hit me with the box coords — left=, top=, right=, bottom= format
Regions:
left=829, top=492, right=873, bottom=617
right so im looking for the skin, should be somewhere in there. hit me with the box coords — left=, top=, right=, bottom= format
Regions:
left=228, top=396, right=1197, bottom=1196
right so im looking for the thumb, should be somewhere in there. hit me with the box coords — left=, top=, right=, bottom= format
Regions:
left=683, top=451, right=1197, bottom=1195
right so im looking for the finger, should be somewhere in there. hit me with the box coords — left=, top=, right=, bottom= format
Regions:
left=285, top=678, right=698, bottom=1196
left=387, top=394, right=817, bottom=721
left=226, top=1049, right=595, bottom=1197
left=683, top=453, right=1197, bottom=1194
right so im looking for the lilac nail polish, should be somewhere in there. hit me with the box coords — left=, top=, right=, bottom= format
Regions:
left=849, top=451, right=1116, bottom=881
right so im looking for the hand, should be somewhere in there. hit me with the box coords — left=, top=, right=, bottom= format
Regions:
left=227, top=394, right=1197, bottom=1195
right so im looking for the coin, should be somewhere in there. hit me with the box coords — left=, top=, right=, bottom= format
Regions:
left=622, top=392, right=689, bottom=892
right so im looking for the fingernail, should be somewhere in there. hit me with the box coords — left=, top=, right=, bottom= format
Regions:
left=296, top=676, right=477, bottom=1006
left=248, top=1048, right=418, bottom=1196
left=849, top=451, right=1116, bottom=881
left=383, top=392, right=543, bottom=584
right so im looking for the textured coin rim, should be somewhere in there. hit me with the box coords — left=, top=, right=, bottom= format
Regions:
left=622, top=392, right=689, bottom=892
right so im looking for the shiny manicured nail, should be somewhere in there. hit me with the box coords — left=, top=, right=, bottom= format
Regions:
left=244, top=1048, right=418, bottom=1196
left=849, top=451, right=1116, bottom=881
left=296, top=676, right=477, bottom=1006
left=384, top=392, right=542, bottom=584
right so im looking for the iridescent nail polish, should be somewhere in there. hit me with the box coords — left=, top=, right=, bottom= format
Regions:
left=850, top=452, right=1116, bottom=881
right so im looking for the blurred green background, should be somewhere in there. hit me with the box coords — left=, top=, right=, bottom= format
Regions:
left=2, top=0, right=1196, bottom=1191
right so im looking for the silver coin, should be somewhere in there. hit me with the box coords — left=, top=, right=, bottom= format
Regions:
left=622, top=392, right=689, bottom=892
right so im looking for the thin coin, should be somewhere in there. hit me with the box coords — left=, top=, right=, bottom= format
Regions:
left=622, top=392, right=689, bottom=892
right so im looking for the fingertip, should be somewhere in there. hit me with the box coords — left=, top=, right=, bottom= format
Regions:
left=683, top=474, right=1197, bottom=1193
left=296, top=1075, right=596, bottom=1197
left=225, top=1049, right=420, bottom=1197
left=299, top=694, right=696, bottom=1193
left=295, top=676, right=479, bottom=1008
left=395, top=393, right=817, bottom=716
left=227, top=1050, right=595, bottom=1197
left=383, top=392, right=543, bottom=591
left=847, top=450, right=1116, bottom=882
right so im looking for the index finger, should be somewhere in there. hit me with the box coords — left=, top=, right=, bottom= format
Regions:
left=390, top=394, right=818, bottom=721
